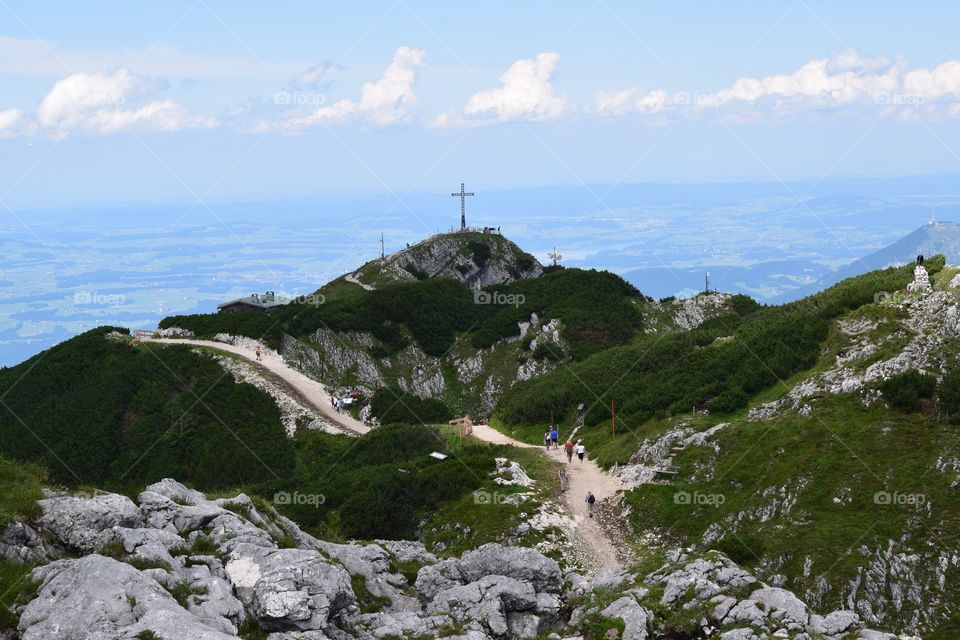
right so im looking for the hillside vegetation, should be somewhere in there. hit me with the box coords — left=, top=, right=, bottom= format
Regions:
left=496, top=259, right=933, bottom=433
left=0, top=327, right=295, bottom=490
left=162, top=267, right=646, bottom=361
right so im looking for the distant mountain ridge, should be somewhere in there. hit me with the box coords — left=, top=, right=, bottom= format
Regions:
left=773, top=221, right=960, bottom=302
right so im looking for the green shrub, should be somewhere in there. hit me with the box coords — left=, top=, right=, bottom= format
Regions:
left=706, top=388, right=748, bottom=414
left=467, top=241, right=491, bottom=267
left=880, top=370, right=937, bottom=412
left=370, top=387, right=452, bottom=425
left=0, top=328, right=295, bottom=488
left=939, top=369, right=960, bottom=421
left=713, top=532, right=765, bottom=566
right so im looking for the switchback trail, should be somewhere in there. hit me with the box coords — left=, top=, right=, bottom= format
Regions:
left=470, top=423, right=623, bottom=571
left=145, top=338, right=370, bottom=435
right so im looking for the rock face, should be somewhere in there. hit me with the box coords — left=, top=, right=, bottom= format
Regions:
left=749, top=264, right=958, bottom=421
left=372, top=232, right=543, bottom=290
left=281, top=313, right=560, bottom=421
left=3, top=477, right=905, bottom=640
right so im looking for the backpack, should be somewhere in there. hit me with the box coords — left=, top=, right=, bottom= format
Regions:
left=587, top=494, right=596, bottom=504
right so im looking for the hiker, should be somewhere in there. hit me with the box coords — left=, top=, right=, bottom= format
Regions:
left=543, top=431, right=551, bottom=451
left=255, top=345, right=262, bottom=362
left=564, top=440, right=574, bottom=462
left=550, top=427, right=559, bottom=450
left=585, top=490, right=596, bottom=517
left=576, top=442, right=585, bottom=463
left=558, top=467, right=567, bottom=492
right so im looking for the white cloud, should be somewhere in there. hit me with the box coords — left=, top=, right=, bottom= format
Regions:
left=284, top=46, right=425, bottom=130
left=698, top=51, right=902, bottom=108
left=0, top=108, right=24, bottom=138
left=593, top=88, right=667, bottom=116
left=436, top=52, right=568, bottom=127
left=36, top=68, right=217, bottom=136
left=903, top=60, right=960, bottom=100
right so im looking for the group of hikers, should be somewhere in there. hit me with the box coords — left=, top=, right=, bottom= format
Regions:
left=545, top=426, right=596, bottom=517
left=544, top=428, right=586, bottom=462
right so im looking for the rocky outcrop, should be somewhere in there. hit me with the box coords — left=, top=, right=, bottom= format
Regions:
left=3, top=477, right=905, bottom=639
left=750, top=265, right=959, bottom=420
left=377, top=232, right=542, bottom=290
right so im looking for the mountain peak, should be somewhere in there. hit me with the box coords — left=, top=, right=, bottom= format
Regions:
left=333, top=231, right=543, bottom=292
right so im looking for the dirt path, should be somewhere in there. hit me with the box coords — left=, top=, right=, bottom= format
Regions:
left=345, top=272, right=376, bottom=291
left=145, top=338, right=370, bottom=435
left=471, top=423, right=623, bottom=571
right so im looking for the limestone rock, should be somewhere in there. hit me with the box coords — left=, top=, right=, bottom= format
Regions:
left=18, top=554, right=236, bottom=640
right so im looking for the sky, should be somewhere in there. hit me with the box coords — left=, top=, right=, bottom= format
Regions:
left=4, top=2, right=960, bottom=209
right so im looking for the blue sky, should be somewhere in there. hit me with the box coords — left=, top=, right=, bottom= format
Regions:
left=4, top=2, right=960, bottom=208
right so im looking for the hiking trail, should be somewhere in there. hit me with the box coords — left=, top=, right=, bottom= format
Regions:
left=145, top=338, right=370, bottom=435
left=470, top=423, right=623, bottom=571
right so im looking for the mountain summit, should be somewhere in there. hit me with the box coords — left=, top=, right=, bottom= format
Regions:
left=330, top=231, right=543, bottom=292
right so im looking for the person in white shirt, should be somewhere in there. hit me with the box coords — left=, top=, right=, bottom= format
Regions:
left=576, top=442, right=586, bottom=462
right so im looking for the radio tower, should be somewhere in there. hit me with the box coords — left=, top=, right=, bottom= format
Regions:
left=548, top=247, right=562, bottom=266
left=930, top=206, right=938, bottom=226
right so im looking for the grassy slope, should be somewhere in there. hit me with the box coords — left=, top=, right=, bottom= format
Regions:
left=0, top=456, right=46, bottom=631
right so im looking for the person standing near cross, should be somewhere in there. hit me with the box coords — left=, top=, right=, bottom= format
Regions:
left=451, top=182, right=474, bottom=230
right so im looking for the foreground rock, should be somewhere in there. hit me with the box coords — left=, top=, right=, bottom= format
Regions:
left=3, top=478, right=907, bottom=639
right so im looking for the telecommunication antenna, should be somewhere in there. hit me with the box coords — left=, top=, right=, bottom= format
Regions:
left=930, top=207, right=938, bottom=226
left=548, top=247, right=562, bottom=266
left=705, top=271, right=711, bottom=294
left=380, top=232, right=385, bottom=259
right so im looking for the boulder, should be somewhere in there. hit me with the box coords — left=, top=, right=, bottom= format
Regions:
left=750, top=586, right=809, bottom=624
left=427, top=574, right=544, bottom=638
left=599, top=595, right=653, bottom=640
left=36, top=493, right=141, bottom=552
left=18, top=554, right=235, bottom=640
left=225, top=544, right=355, bottom=631
left=808, top=609, right=863, bottom=637
left=416, top=543, right=563, bottom=602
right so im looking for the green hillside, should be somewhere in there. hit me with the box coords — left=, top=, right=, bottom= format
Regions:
left=495, top=259, right=931, bottom=436
left=162, top=267, right=647, bottom=361
left=0, top=327, right=295, bottom=491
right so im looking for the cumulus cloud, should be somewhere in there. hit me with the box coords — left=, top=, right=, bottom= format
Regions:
left=903, top=60, right=960, bottom=100
left=436, top=52, right=568, bottom=127
left=0, top=108, right=24, bottom=138
left=283, top=46, right=425, bottom=130
left=36, top=68, right=217, bottom=137
left=698, top=51, right=902, bottom=107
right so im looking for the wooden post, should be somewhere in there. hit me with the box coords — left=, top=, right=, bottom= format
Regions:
left=611, top=399, right=615, bottom=439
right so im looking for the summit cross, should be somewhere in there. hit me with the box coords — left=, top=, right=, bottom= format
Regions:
left=451, top=182, right=474, bottom=231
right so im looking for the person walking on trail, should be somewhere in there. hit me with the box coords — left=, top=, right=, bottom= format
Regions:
left=585, top=490, right=596, bottom=517
left=564, top=440, right=574, bottom=463
left=576, top=442, right=586, bottom=463
left=558, top=467, right=567, bottom=493
left=550, top=427, right=559, bottom=450
left=255, top=345, right=262, bottom=362
left=543, top=431, right=551, bottom=451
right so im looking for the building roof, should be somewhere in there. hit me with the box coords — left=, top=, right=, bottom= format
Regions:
left=217, top=291, right=289, bottom=310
